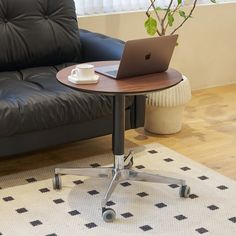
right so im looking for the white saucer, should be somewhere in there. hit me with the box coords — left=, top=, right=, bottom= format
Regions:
left=68, top=75, right=99, bottom=84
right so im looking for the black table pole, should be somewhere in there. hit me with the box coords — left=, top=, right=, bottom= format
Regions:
left=112, top=95, right=125, bottom=156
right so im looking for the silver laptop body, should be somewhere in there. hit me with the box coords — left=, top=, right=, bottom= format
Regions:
left=95, top=34, right=178, bottom=79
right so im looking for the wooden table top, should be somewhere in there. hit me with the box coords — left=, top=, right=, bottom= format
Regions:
left=56, top=61, right=183, bottom=95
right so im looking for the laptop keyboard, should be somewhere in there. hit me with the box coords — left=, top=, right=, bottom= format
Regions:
left=107, top=70, right=118, bottom=77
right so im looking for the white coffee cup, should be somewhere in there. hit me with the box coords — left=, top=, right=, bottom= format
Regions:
left=71, top=64, right=95, bottom=80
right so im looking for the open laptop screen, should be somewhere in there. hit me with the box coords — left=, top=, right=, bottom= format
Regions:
left=95, top=34, right=178, bottom=79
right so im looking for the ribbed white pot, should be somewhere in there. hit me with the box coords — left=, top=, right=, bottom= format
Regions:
left=144, top=75, right=191, bottom=134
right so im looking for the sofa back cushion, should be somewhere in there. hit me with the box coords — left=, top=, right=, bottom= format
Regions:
left=0, top=0, right=81, bottom=71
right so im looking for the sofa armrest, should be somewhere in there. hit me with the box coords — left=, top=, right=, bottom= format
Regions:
left=79, top=29, right=124, bottom=62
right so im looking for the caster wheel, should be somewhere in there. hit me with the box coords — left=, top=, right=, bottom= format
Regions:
left=179, top=185, right=190, bottom=198
left=53, top=174, right=62, bottom=190
left=102, top=208, right=116, bottom=222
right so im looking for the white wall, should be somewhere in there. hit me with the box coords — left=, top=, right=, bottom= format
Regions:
left=78, top=3, right=236, bottom=90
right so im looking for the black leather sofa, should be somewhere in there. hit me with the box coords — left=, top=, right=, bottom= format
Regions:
left=0, top=0, right=145, bottom=157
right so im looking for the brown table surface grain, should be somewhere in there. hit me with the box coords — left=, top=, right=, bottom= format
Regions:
left=56, top=61, right=183, bottom=95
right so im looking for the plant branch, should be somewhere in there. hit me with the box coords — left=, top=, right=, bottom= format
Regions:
left=150, top=0, right=161, bottom=23
left=164, top=5, right=181, bottom=32
left=160, top=0, right=174, bottom=35
left=163, top=0, right=174, bottom=23
left=171, top=4, right=181, bottom=16
left=146, top=0, right=162, bottom=36
left=170, top=0, right=198, bottom=35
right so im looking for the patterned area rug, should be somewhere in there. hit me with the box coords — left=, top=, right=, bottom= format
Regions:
left=0, top=143, right=236, bottom=236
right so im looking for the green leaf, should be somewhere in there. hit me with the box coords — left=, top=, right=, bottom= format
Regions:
left=167, top=13, right=174, bottom=27
left=177, top=0, right=182, bottom=5
left=144, top=17, right=157, bottom=36
left=210, top=0, right=216, bottom=3
left=179, top=10, right=186, bottom=18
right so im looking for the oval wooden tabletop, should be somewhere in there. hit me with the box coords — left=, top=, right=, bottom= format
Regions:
left=56, top=61, right=183, bottom=95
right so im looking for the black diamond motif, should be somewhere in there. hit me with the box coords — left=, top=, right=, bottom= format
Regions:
left=228, top=217, right=236, bottom=223
left=180, top=166, right=191, bottom=171
left=198, top=176, right=209, bottom=180
left=207, top=205, right=219, bottom=210
left=121, top=212, right=133, bottom=218
left=88, top=190, right=99, bottom=195
left=45, top=234, right=57, bottom=236
left=53, top=198, right=64, bottom=204
left=155, top=202, right=167, bottom=208
left=164, top=158, right=174, bottom=162
left=137, top=192, right=149, bottom=197
left=169, top=184, right=179, bottom=189
left=68, top=210, right=80, bottom=216
left=135, top=165, right=145, bottom=169
left=39, top=188, right=50, bottom=193
left=120, top=182, right=131, bottom=187
left=217, top=185, right=228, bottom=190
left=90, top=163, right=101, bottom=168
left=148, top=150, right=158, bottom=154
left=85, top=222, right=97, bottom=229
left=16, top=208, right=28, bottom=214
left=106, top=200, right=116, bottom=206
left=189, top=194, right=199, bottom=199
left=73, top=180, right=84, bottom=185
left=195, top=227, right=208, bottom=234
left=175, top=214, right=187, bottom=220
left=140, top=225, right=153, bottom=231
left=3, top=196, right=14, bottom=202
left=30, top=220, right=42, bottom=226
left=26, top=177, right=37, bottom=183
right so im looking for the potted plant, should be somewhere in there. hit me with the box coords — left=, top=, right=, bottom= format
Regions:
left=143, top=0, right=215, bottom=134
left=144, top=0, right=215, bottom=37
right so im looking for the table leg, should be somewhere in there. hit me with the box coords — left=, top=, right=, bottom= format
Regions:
left=112, top=95, right=125, bottom=156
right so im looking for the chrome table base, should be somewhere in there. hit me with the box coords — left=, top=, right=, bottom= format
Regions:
left=54, top=153, right=187, bottom=210
left=53, top=95, right=190, bottom=222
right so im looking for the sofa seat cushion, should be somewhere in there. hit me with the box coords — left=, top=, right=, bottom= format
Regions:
left=0, top=65, right=133, bottom=137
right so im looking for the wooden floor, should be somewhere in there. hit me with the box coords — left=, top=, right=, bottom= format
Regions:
left=1, top=84, right=236, bottom=180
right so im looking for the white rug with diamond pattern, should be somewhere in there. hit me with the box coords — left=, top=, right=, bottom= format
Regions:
left=0, top=143, right=236, bottom=236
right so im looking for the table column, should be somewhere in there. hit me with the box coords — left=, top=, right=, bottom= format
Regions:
left=112, top=95, right=125, bottom=157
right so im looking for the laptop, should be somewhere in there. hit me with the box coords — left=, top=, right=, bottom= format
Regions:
left=95, top=34, right=178, bottom=79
